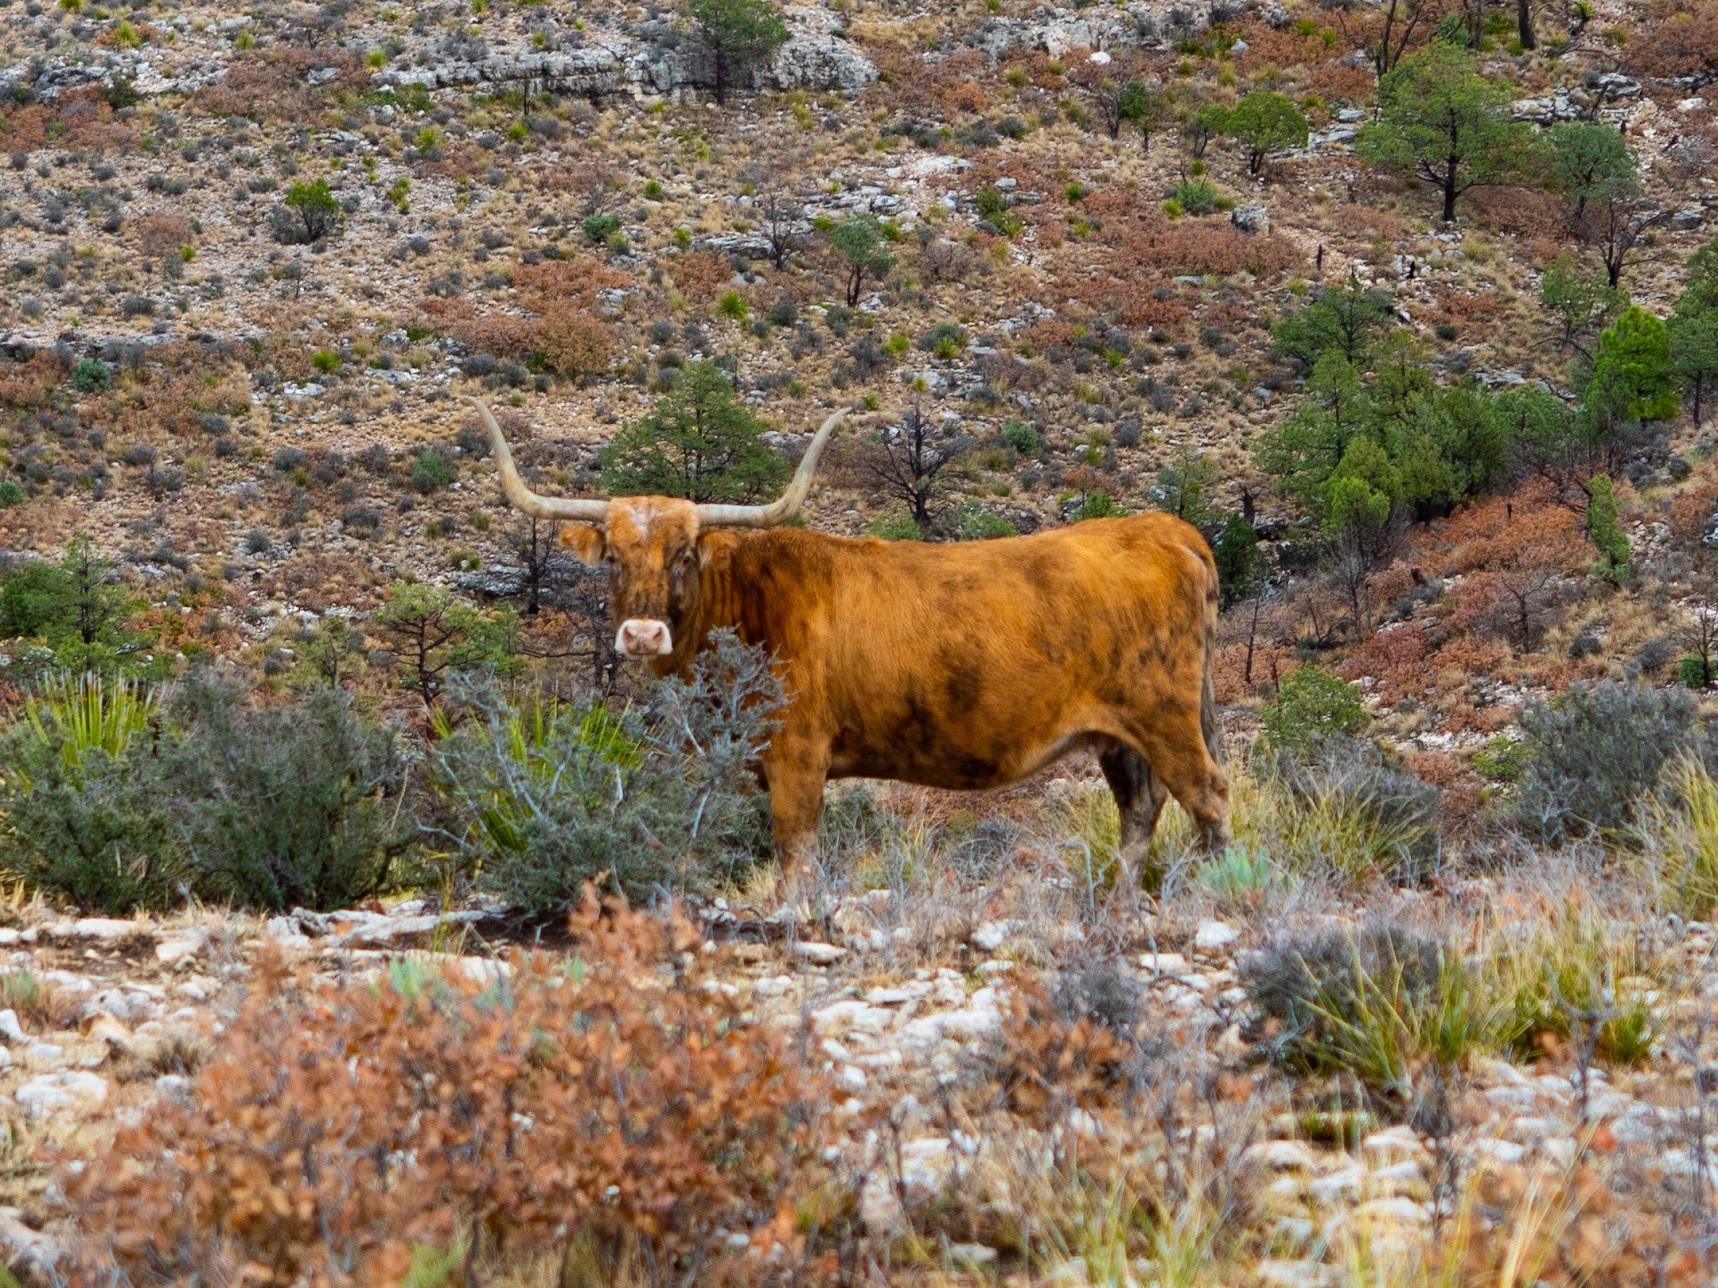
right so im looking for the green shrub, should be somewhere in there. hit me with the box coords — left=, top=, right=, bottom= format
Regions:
left=1001, top=418, right=1041, bottom=457
left=582, top=213, right=622, bottom=244
left=1263, top=741, right=1442, bottom=884
left=311, top=350, right=342, bottom=375
left=1171, top=179, right=1217, bottom=214
left=156, top=672, right=414, bottom=911
left=272, top=179, right=345, bottom=244
left=72, top=358, right=112, bottom=392
left=1512, top=680, right=1699, bottom=844
left=1680, top=655, right=1717, bottom=687
left=0, top=481, right=24, bottom=509
left=428, top=632, right=779, bottom=909
left=1074, top=490, right=1123, bottom=520
left=868, top=511, right=923, bottom=541
left=951, top=500, right=1017, bottom=540
left=0, top=674, right=181, bottom=911
left=1259, top=664, right=1370, bottom=761
left=1243, top=924, right=1506, bottom=1100
left=974, top=183, right=1021, bottom=235
left=410, top=447, right=456, bottom=494
left=0, top=672, right=413, bottom=914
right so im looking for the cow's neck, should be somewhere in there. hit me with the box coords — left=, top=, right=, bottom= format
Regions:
left=657, top=528, right=828, bottom=674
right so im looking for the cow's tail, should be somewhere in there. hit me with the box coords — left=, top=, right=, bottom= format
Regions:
left=1197, top=540, right=1222, bottom=765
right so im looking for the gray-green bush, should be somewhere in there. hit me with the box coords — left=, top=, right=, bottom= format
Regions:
left=1511, top=680, right=1702, bottom=843
left=427, top=631, right=780, bottom=909
left=0, top=671, right=413, bottom=913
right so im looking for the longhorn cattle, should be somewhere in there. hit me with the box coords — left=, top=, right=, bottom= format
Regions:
left=474, top=399, right=1231, bottom=874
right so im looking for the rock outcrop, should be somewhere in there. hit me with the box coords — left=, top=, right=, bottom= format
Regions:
left=376, top=11, right=874, bottom=100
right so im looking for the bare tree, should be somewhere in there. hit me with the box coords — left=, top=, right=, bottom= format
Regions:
left=760, top=185, right=803, bottom=271
left=860, top=402, right=968, bottom=531
left=1579, top=192, right=1672, bottom=289
left=1681, top=597, right=1718, bottom=685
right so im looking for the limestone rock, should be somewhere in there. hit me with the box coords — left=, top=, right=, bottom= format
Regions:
left=15, top=1070, right=109, bottom=1119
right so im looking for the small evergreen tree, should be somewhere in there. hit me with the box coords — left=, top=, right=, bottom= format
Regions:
left=1357, top=43, right=1539, bottom=222
left=1212, top=513, right=1266, bottom=607
left=829, top=215, right=897, bottom=307
left=1260, top=664, right=1371, bottom=762
left=685, top=0, right=789, bottom=105
left=597, top=360, right=791, bottom=503
left=1226, top=91, right=1309, bottom=174
left=277, top=179, right=345, bottom=244
left=1670, top=237, right=1718, bottom=426
left=1585, top=473, right=1630, bottom=584
left=1117, top=80, right=1168, bottom=151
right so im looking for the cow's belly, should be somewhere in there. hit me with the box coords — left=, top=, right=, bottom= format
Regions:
left=826, top=727, right=1109, bottom=791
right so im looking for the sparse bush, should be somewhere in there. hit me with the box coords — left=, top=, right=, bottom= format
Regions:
left=1243, top=924, right=1503, bottom=1100
left=1258, top=665, right=1370, bottom=761
left=64, top=895, right=823, bottom=1286
left=428, top=632, right=779, bottom=908
left=1512, top=681, right=1700, bottom=844
left=410, top=446, right=456, bottom=494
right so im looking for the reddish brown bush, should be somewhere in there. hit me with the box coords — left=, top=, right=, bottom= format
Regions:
left=1628, top=0, right=1718, bottom=77
left=136, top=212, right=194, bottom=258
left=0, top=352, right=62, bottom=411
left=65, top=895, right=825, bottom=1286
left=421, top=256, right=623, bottom=377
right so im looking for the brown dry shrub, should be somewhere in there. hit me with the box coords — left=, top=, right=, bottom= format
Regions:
left=1303, top=60, right=1377, bottom=109
left=667, top=250, right=734, bottom=301
left=136, top=212, right=194, bottom=258
left=1339, top=624, right=1431, bottom=707
left=1667, top=472, right=1718, bottom=546
left=420, top=257, right=623, bottom=377
left=64, top=895, right=827, bottom=1287
left=0, top=352, right=62, bottom=410
left=0, top=88, right=135, bottom=154
left=989, top=971, right=1136, bottom=1128
left=258, top=553, right=381, bottom=615
left=1628, top=0, right=1718, bottom=77
left=1100, top=218, right=1302, bottom=280
left=195, top=50, right=362, bottom=123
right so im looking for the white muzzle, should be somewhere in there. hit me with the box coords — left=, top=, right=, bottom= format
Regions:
left=616, top=619, right=674, bottom=658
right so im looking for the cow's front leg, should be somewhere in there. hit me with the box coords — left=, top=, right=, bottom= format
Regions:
left=763, top=736, right=831, bottom=884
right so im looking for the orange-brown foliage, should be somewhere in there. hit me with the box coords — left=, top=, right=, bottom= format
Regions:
left=666, top=249, right=734, bottom=300
left=195, top=50, right=363, bottom=122
left=1303, top=60, right=1377, bottom=108
left=420, top=256, right=624, bottom=376
left=136, top=212, right=194, bottom=258
left=1628, top=0, right=1718, bottom=77
left=0, top=87, right=135, bottom=154
left=1339, top=624, right=1431, bottom=707
left=65, top=896, right=826, bottom=1287
left=0, top=352, right=62, bottom=411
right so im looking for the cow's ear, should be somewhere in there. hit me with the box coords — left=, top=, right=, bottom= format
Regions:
left=559, top=523, right=607, bottom=565
left=697, top=530, right=739, bottom=568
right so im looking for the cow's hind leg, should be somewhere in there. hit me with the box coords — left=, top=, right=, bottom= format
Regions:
left=1099, top=743, right=1169, bottom=873
left=1129, top=712, right=1232, bottom=855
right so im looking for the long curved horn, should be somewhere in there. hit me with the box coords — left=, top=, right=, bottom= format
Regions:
left=471, top=398, right=610, bottom=524
left=694, top=407, right=847, bottom=529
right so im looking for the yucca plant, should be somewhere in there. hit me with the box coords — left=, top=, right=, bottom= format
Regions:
left=19, top=671, right=158, bottom=774
left=1635, top=752, right=1718, bottom=919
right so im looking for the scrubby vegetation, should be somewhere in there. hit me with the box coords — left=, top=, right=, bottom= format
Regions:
left=8, top=0, right=1718, bottom=1276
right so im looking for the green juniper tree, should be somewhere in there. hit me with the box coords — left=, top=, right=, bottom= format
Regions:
left=685, top=0, right=789, bottom=105
left=1357, top=43, right=1539, bottom=223
left=598, top=360, right=791, bottom=503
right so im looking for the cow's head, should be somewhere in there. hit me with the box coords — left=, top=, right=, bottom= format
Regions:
left=473, top=399, right=845, bottom=660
